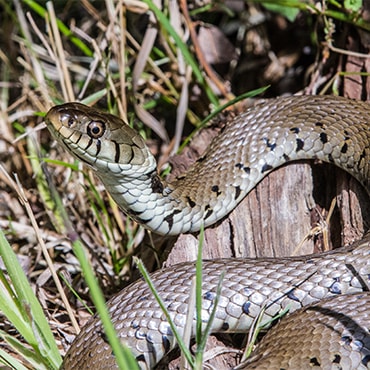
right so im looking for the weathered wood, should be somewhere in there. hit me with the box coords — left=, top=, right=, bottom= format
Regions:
left=164, top=118, right=368, bottom=267
left=159, top=111, right=369, bottom=370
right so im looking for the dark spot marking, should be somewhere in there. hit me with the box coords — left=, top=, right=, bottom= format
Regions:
left=150, top=172, right=164, bottom=193
left=341, top=142, right=348, bottom=154
left=290, top=127, right=300, bottom=134
left=234, top=186, right=241, bottom=200
left=74, top=132, right=82, bottom=145
left=310, top=357, right=320, bottom=366
left=128, top=147, right=135, bottom=163
left=137, top=295, right=149, bottom=302
left=196, top=155, right=206, bottom=163
left=164, top=325, right=173, bottom=335
left=315, top=122, right=324, bottom=128
left=329, top=279, right=342, bottom=294
left=186, top=196, right=196, bottom=208
left=164, top=210, right=181, bottom=229
left=283, top=153, right=290, bottom=162
left=263, top=137, right=276, bottom=151
left=204, top=206, right=213, bottom=220
left=166, top=302, right=174, bottom=310
left=136, top=354, right=146, bottom=363
left=162, top=335, right=171, bottom=353
left=98, top=329, right=109, bottom=343
left=242, top=301, right=251, bottom=314
left=320, top=132, right=328, bottom=144
left=236, top=163, right=252, bottom=175
left=211, top=185, right=221, bottom=196
left=360, top=149, right=367, bottom=161
left=296, top=138, right=304, bottom=152
left=84, top=137, right=93, bottom=151
left=328, top=153, right=334, bottom=163
left=95, top=139, right=102, bottom=157
left=131, top=321, right=139, bottom=329
left=204, top=292, right=216, bottom=301
left=114, top=140, right=120, bottom=163
left=219, top=124, right=227, bottom=134
left=222, top=322, right=229, bottom=330
left=261, top=163, right=273, bottom=173
left=341, top=336, right=351, bottom=345
left=287, top=289, right=300, bottom=302
left=333, top=354, right=341, bottom=364
left=362, top=355, right=370, bottom=365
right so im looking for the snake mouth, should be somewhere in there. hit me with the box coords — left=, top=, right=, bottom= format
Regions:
left=44, top=107, right=62, bottom=135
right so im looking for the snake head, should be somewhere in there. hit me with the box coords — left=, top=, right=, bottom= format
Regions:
left=45, top=102, right=156, bottom=175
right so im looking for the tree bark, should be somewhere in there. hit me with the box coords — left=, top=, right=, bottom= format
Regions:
left=158, top=109, right=369, bottom=370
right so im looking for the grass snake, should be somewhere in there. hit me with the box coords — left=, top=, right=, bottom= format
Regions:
left=45, top=95, right=370, bottom=369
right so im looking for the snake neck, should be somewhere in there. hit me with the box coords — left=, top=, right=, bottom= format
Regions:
left=100, top=98, right=370, bottom=236
left=98, top=165, right=173, bottom=225
left=46, top=96, right=370, bottom=236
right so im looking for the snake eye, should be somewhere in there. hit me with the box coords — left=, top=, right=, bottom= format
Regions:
left=87, top=120, right=105, bottom=139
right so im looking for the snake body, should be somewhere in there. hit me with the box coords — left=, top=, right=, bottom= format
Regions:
left=45, top=95, right=370, bottom=369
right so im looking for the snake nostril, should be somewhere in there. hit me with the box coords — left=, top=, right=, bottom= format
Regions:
left=58, top=112, right=77, bottom=128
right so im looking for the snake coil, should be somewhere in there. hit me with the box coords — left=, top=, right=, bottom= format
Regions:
left=45, top=95, right=370, bottom=369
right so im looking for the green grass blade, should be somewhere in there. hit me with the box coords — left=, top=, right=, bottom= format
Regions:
left=196, top=271, right=224, bottom=353
left=71, top=239, right=139, bottom=370
left=0, top=270, right=34, bottom=342
left=0, top=347, right=30, bottom=370
left=0, top=329, right=48, bottom=370
left=195, top=226, right=204, bottom=345
left=27, top=135, right=67, bottom=234
left=135, top=257, right=195, bottom=367
left=142, top=0, right=219, bottom=107
left=0, top=228, right=62, bottom=369
left=194, top=225, right=224, bottom=367
left=21, top=0, right=93, bottom=56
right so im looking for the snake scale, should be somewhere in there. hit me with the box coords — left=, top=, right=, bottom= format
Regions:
left=45, top=95, right=370, bottom=369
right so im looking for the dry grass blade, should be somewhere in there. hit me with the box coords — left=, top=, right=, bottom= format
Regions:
left=0, top=165, right=79, bottom=333
left=2, top=1, right=369, bottom=369
left=132, top=3, right=168, bottom=141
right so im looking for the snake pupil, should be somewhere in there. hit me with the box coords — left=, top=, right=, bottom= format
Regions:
left=87, top=120, right=105, bottom=139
